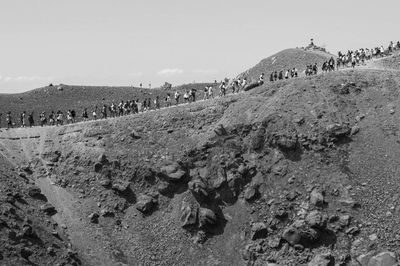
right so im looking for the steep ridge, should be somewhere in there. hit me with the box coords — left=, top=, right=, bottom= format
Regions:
left=240, top=48, right=335, bottom=82
left=1, top=55, right=400, bottom=265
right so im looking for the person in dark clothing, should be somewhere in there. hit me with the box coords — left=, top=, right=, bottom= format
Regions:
left=28, top=112, right=34, bottom=127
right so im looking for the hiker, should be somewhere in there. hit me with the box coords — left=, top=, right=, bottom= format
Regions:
left=28, top=112, right=34, bottom=127
left=270, top=72, right=274, bottom=82
left=154, top=96, right=160, bottom=109
left=241, top=77, right=247, bottom=90
left=273, top=71, right=278, bottom=81
left=20, top=111, right=26, bottom=127
left=278, top=70, right=283, bottom=80
left=190, top=89, right=196, bottom=102
left=147, top=98, right=152, bottom=110
left=203, top=87, right=208, bottom=100
left=165, top=94, right=171, bottom=107
left=101, top=105, right=107, bottom=119
left=6, top=112, right=12, bottom=128
left=208, top=86, right=214, bottom=99
left=82, top=108, right=88, bottom=121
left=56, top=111, right=63, bottom=126
left=92, top=107, right=98, bottom=120
left=184, top=91, right=190, bottom=103
left=258, top=73, right=264, bottom=85
left=49, top=111, right=55, bottom=126
left=285, top=70, right=289, bottom=79
left=71, top=109, right=76, bottom=123
left=40, top=112, right=47, bottom=126
left=174, top=90, right=180, bottom=105
left=219, top=82, right=226, bottom=96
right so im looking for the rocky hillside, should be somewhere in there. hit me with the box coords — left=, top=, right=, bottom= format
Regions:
left=240, top=48, right=335, bottom=82
left=0, top=53, right=400, bottom=265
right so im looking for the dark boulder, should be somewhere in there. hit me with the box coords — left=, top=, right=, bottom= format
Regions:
left=251, top=222, right=269, bottom=240
left=136, top=194, right=157, bottom=214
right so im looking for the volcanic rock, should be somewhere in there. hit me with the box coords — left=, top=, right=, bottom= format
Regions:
left=198, top=208, right=217, bottom=228
left=136, top=194, right=157, bottom=214
left=310, top=189, right=325, bottom=207
left=250, top=222, right=268, bottom=240
left=368, top=252, right=398, bottom=266
left=112, top=180, right=130, bottom=192
left=305, top=210, right=327, bottom=228
left=308, top=252, right=334, bottom=266
left=160, top=163, right=186, bottom=182
left=40, top=203, right=56, bottom=215
left=188, top=179, right=209, bottom=201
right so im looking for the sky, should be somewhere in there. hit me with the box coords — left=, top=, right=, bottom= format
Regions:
left=0, top=0, right=398, bottom=93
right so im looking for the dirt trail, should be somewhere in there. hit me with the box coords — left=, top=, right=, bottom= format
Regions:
left=0, top=126, right=119, bottom=266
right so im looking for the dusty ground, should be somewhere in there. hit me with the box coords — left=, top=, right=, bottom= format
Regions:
left=0, top=50, right=400, bottom=265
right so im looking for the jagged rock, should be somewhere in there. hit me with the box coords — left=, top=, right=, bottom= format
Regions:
left=368, top=252, right=398, bottom=266
left=136, top=194, right=157, bottom=214
left=276, top=134, right=297, bottom=150
left=42, top=150, right=61, bottom=163
left=21, top=165, right=33, bottom=174
left=160, top=163, right=186, bottom=182
left=40, top=203, right=56, bottom=215
left=326, top=124, right=351, bottom=138
left=198, top=208, right=217, bottom=228
left=267, top=236, right=281, bottom=249
left=308, top=252, right=334, bottom=266
left=214, top=124, right=227, bottom=136
left=20, top=247, right=33, bottom=260
left=306, top=210, right=327, bottom=228
left=100, top=208, right=114, bottom=217
left=310, top=189, right=325, bottom=207
left=157, top=180, right=173, bottom=195
left=188, top=179, right=209, bottom=201
left=94, top=162, right=103, bottom=173
left=180, top=200, right=198, bottom=227
left=244, top=185, right=258, bottom=201
left=88, top=212, right=99, bottom=223
left=98, top=154, right=108, bottom=164
left=251, top=222, right=268, bottom=240
left=27, top=186, right=42, bottom=198
left=338, top=215, right=351, bottom=227
left=345, top=226, right=359, bottom=236
left=339, top=198, right=360, bottom=208
left=99, top=179, right=111, bottom=187
left=227, top=171, right=244, bottom=191
left=251, top=128, right=266, bottom=151
left=130, top=130, right=141, bottom=139
left=281, top=220, right=320, bottom=247
left=112, top=180, right=130, bottom=192
left=212, top=167, right=227, bottom=189
left=350, top=126, right=360, bottom=136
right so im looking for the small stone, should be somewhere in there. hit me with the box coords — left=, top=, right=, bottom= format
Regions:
left=198, top=208, right=217, bottom=228
left=369, top=233, right=378, bottom=241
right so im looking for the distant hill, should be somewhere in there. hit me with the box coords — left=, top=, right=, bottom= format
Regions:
left=0, top=84, right=169, bottom=118
left=239, top=48, right=335, bottom=82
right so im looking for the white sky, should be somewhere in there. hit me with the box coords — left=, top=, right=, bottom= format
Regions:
left=0, top=0, right=398, bottom=93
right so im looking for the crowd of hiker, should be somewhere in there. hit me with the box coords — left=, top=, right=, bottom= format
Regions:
left=1, top=40, right=399, bottom=129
